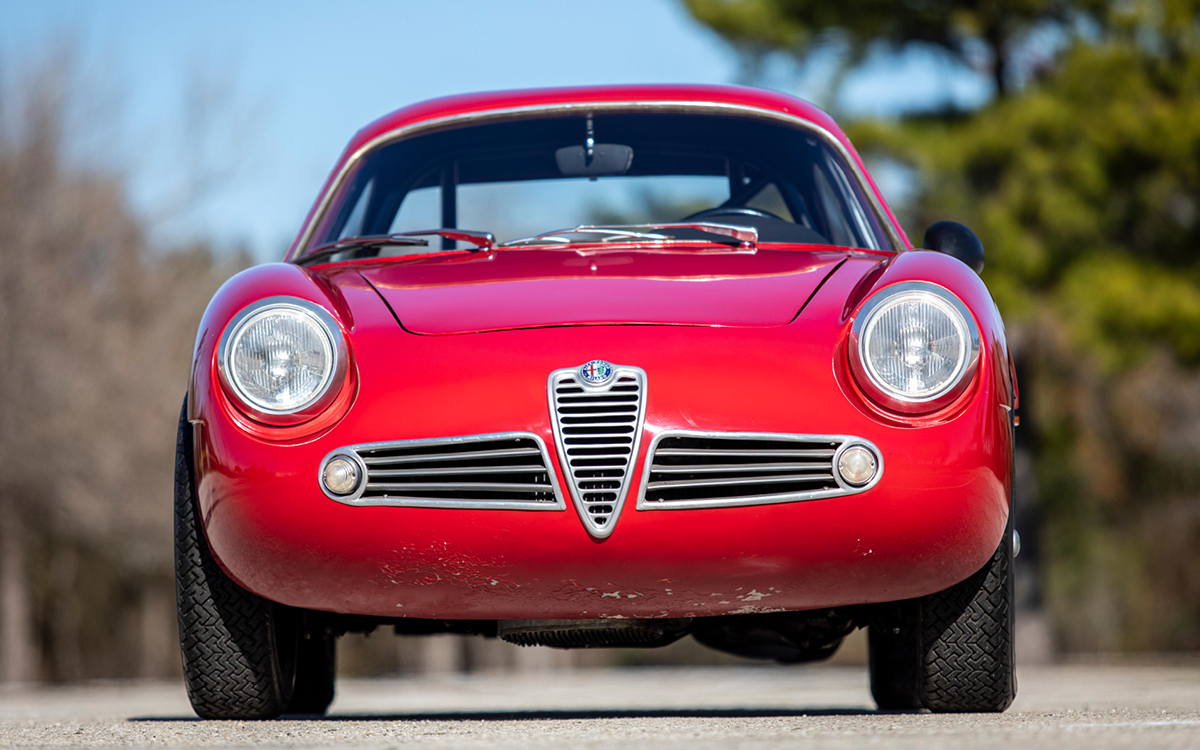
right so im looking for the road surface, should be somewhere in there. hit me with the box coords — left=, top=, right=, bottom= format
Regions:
left=2, top=664, right=1198, bottom=748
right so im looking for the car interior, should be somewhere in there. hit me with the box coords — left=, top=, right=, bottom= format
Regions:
left=306, top=112, right=892, bottom=258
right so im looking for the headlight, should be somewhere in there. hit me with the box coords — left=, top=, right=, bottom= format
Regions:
left=849, top=282, right=980, bottom=413
left=218, top=297, right=347, bottom=422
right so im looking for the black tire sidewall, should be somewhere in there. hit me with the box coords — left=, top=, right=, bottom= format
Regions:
left=175, top=397, right=297, bottom=719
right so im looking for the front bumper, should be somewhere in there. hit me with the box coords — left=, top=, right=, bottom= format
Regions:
left=193, top=315, right=1011, bottom=620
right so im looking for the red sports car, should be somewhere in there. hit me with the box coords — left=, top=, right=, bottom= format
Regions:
left=176, top=84, right=1017, bottom=718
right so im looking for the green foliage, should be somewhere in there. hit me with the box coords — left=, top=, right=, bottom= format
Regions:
left=682, top=0, right=813, bottom=50
left=682, top=0, right=1110, bottom=93
left=1060, top=256, right=1200, bottom=368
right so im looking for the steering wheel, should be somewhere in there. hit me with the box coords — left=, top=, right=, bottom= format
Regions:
left=683, top=206, right=787, bottom=223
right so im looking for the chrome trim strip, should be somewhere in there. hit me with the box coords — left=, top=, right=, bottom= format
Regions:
left=654, top=448, right=836, bottom=458
left=636, top=430, right=883, bottom=511
left=370, top=465, right=548, bottom=477
left=646, top=474, right=835, bottom=490
left=319, top=431, right=566, bottom=510
left=649, top=461, right=829, bottom=473
left=548, top=363, right=647, bottom=539
left=288, top=100, right=906, bottom=261
left=368, top=482, right=554, bottom=493
left=361, top=446, right=542, bottom=465
left=570, top=222, right=758, bottom=247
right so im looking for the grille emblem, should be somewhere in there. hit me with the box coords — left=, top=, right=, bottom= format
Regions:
left=579, top=359, right=615, bottom=385
left=549, top=362, right=646, bottom=538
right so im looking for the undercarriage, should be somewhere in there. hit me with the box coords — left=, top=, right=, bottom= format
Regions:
left=296, top=607, right=864, bottom=662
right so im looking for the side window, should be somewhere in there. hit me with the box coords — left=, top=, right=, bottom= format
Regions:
left=813, top=167, right=857, bottom=247
left=337, top=179, right=374, bottom=240
left=388, top=186, right=440, bottom=233
left=823, top=153, right=881, bottom=251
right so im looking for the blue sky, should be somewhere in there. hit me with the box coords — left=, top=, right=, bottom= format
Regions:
left=2, top=1, right=987, bottom=260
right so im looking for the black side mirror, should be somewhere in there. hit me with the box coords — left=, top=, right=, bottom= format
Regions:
left=923, top=221, right=984, bottom=274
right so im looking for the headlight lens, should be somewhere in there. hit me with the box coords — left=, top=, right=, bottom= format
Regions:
left=222, top=300, right=341, bottom=415
left=851, top=283, right=979, bottom=410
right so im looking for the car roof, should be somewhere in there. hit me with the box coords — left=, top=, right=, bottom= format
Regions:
left=348, top=84, right=847, bottom=156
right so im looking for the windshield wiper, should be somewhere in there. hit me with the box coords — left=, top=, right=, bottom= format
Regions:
left=500, top=222, right=757, bottom=249
left=296, top=228, right=495, bottom=265
left=503, top=227, right=671, bottom=246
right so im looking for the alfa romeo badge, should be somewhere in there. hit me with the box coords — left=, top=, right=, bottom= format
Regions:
left=580, top=360, right=615, bottom=385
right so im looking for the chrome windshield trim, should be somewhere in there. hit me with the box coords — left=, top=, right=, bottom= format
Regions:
left=287, top=100, right=906, bottom=262
left=636, top=429, right=883, bottom=511
left=320, top=431, right=566, bottom=510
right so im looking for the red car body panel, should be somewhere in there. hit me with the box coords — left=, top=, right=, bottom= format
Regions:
left=191, top=85, right=1011, bottom=622
left=359, top=246, right=850, bottom=334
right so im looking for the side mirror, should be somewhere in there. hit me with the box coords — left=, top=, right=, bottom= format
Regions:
left=923, top=221, right=984, bottom=274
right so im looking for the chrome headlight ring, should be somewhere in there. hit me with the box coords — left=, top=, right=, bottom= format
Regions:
left=848, top=281, right=981, bottom=414
left=217, top=296, right=349, bottom=425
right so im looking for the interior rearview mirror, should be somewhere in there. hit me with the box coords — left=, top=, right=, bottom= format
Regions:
left=555, top=144, right=634, bottom=177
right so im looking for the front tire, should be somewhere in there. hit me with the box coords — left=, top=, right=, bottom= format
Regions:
left=918, top=521, right=1016, bottom=712
left=867, top=520, right=1016, bottom=713
left=175, top=398, right=298, bottom=720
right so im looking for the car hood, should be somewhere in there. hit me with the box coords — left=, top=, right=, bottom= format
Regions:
left=356, top=246, right=848, bottom=335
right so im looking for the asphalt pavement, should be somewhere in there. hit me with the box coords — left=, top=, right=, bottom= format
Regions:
left=2, top=663, right=1198, bottom=749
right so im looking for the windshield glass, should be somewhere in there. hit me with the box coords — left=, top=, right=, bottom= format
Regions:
left=303, top=112, right=893, bottom=259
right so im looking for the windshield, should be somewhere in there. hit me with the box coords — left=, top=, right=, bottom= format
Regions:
left=302, top=112, right=894, bottom=259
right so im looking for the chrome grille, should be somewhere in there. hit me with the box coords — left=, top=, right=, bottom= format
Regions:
left=549, top=364, right=647, bottom=537
left=320, top=433, right=564, bottom=510
left=637, top=431, right=881, bottom=510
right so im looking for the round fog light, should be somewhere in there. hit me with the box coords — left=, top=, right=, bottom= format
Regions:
left=322, top=456, right=360, bottom=495
left=837, top=445, right=877, bottom=486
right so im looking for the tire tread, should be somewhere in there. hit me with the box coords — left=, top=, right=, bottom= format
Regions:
left=918, top=531, right=1016, bottom=713
left=175, top=399, right=291, bottom=720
